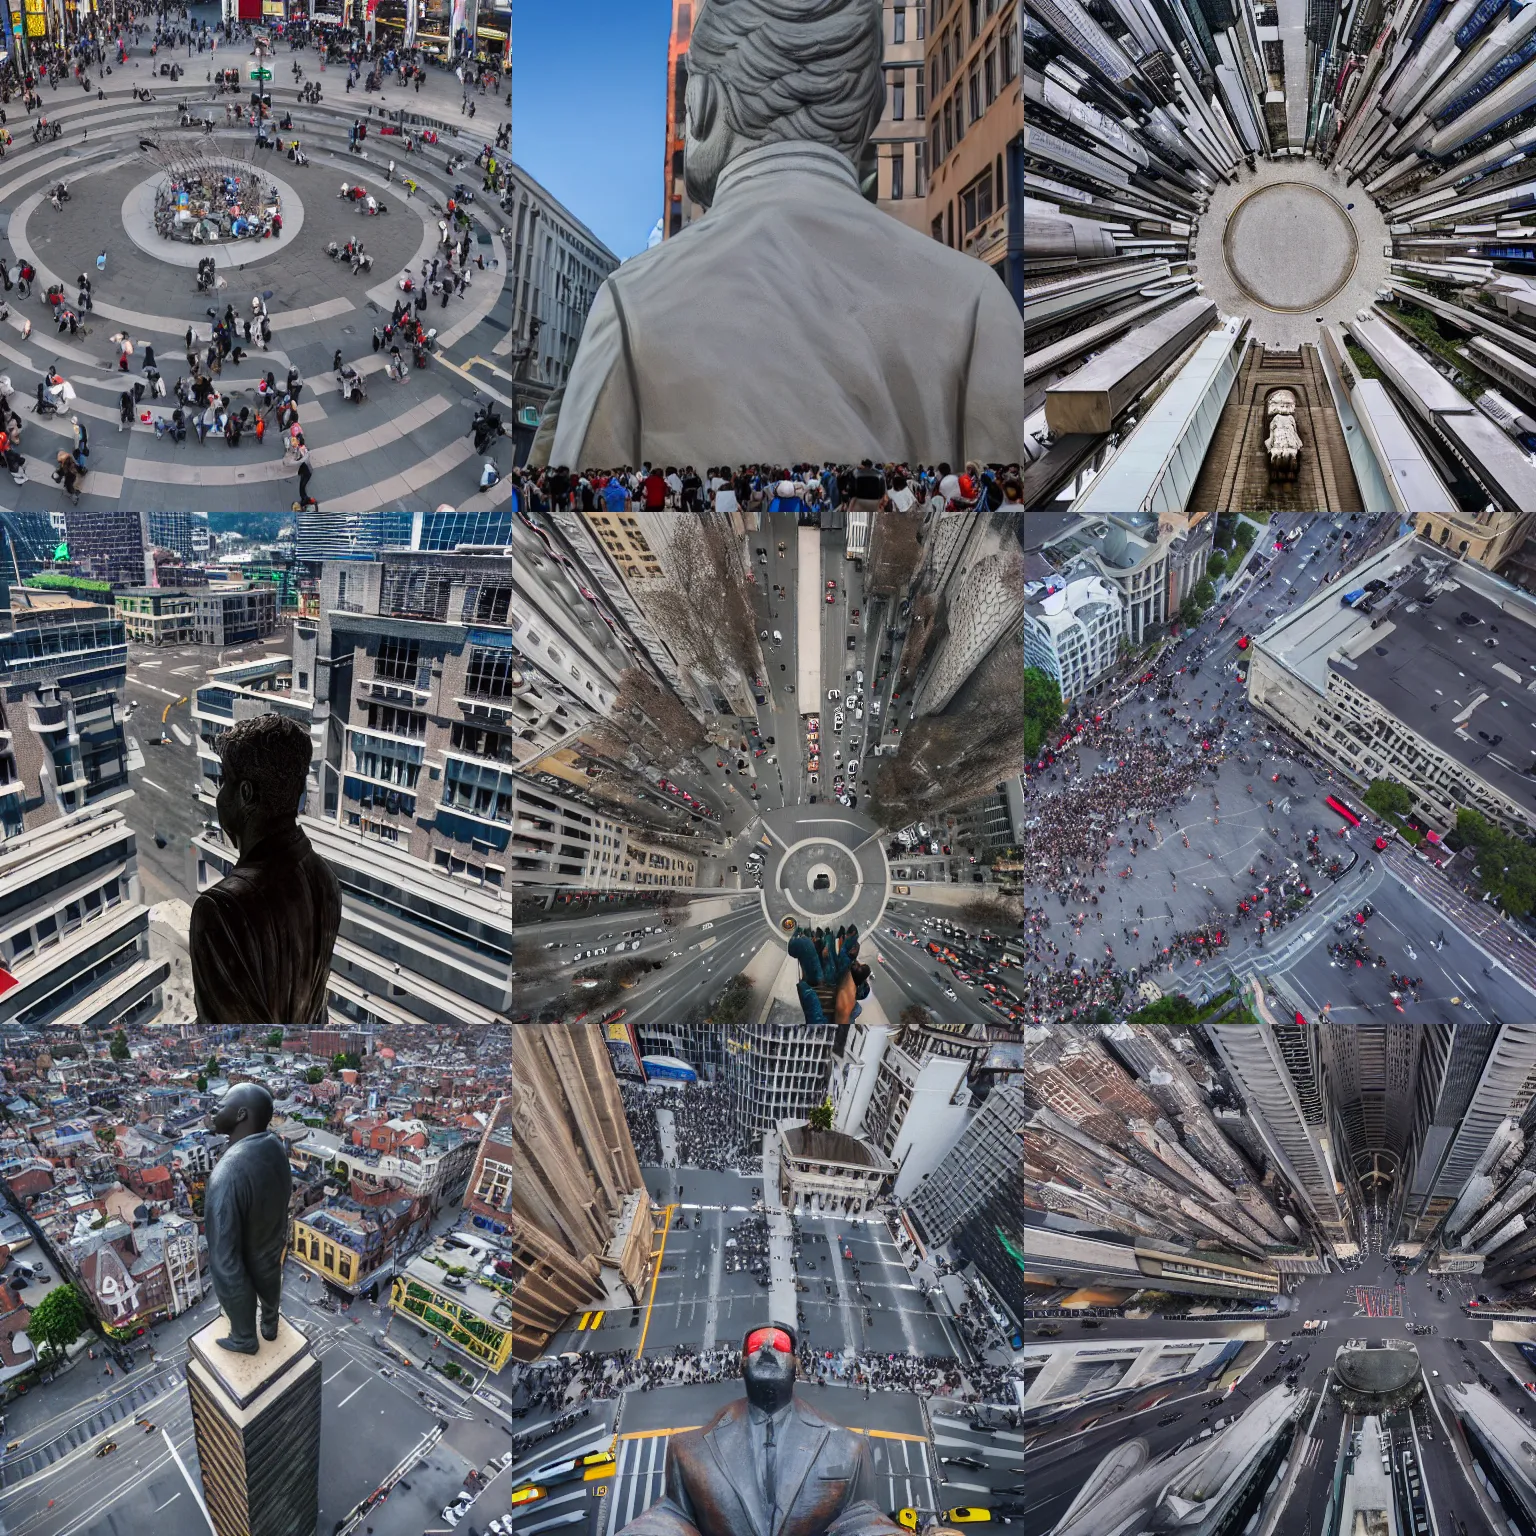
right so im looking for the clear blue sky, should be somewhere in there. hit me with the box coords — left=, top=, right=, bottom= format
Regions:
left=513, top=0, right=673, bottom=261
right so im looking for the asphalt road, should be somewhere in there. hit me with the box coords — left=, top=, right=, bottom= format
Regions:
left=1017, top=1262, right=1511, bottom=1535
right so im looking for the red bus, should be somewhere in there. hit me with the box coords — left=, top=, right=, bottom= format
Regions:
left=1325, top=795, right=1361, bottom=827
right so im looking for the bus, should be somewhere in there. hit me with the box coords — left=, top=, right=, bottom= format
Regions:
left=1325, top=794, right=1361, bottom=828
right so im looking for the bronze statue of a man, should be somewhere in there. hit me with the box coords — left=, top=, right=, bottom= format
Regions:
left=189, top=713, right=341, bottom=1025
left=618, top=1323, right=902, bottom=1536
left=203, top=1082, right=292, bottom=1355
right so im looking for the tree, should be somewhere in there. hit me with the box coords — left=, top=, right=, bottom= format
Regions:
left=1455, top=808, right=1536, bottom=920
left=807, top=1099, right=835, bottom=1133
left=1192, top=577, right=1216, bottom=610
left=1022, top=667, right=1064, bottom=761
left=304, top=1066, right=325, bottom=1084
left=196, top=1074, right=208, bottom=1093
left=265, top=1029, right=284, bottom=1047
left=263, top=1054, right=274, bottom=1065
left=94, top=1126, right=115, bottom=1146
left=330, top=1052, right=361, bottom=1072
left=108, top=1030, right=129, bottom=1061
left=1129, top=993, right=1201, bottom=1027
left=205, top=1055, right=219, bottom=1077
left=29, top=1284, right=88, bottom=1364
left=898, top=1003, right=934, bottom=1028
left=1207, top=549, right=1228, bottom=580
left=1364, top=779, right=1414, bottom=819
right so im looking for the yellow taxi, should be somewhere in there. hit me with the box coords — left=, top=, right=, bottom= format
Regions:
left=945, top=1511, right=991, bottom=1524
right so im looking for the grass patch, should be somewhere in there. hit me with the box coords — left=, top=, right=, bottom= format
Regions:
left=1345, top=339, right=1381, bottom=380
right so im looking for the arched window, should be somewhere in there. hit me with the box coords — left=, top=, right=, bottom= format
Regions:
left=1440, top=526, right=1451, bottom=546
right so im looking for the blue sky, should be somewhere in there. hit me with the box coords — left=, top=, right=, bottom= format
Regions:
left=513, top=0, right=674, bottom=261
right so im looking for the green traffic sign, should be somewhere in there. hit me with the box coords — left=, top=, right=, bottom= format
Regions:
left=250, top=66, right=272, bottom=80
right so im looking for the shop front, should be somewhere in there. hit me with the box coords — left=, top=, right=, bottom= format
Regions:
left=370, top=0, right=407, bottom=45
left=470, top=0, right=506, bottom=65
left=410, top=0, right=450, bottom=59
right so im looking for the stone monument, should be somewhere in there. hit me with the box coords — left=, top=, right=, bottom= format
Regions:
left=1265, top=389, right=1302, bottom=480
left=532, top=0, right=1022, bottom=469
left=189, top=713, right=341, bottom=1025
left=616, top=1322, right=912, bottom=1536
left=186, top=1082, right=320, bottom=1536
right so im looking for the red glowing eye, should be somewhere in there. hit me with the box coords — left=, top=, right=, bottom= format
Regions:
left=746, top=1327, right=793, bottom=1354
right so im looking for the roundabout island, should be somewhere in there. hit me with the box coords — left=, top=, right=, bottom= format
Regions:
left=0, top=32, right=510, bottom=512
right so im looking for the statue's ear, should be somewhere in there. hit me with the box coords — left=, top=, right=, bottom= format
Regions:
left=685, top=70, right=716, bottom=142
left=238, top=778, right=256, bottom=809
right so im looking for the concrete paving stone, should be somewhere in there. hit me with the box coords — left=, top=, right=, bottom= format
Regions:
left=0, top=35, right=509, bottom=510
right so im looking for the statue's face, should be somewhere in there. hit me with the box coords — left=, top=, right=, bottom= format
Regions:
left=742, top=1326, right=796, bottom=1409
left=209, top=1093, right=246, bottom=1137
left=215, top=774, right=256, bottom=852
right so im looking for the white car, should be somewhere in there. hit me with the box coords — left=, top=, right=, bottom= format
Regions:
left=944, top=987, right=957, bottom=1000
left=848, top=761, right=859, bottom=777
left=702, top=922, right=714, bottom=930
left=833, top=711, right=845, bottom=729
left=871, top=699, right=881, bottom=715
left=827, top=688, right=842, bottom=701
left=855, top=669, right=864, bottom=683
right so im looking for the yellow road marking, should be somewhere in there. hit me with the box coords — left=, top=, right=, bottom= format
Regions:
left=634, top=1204, right=675, bottom=1360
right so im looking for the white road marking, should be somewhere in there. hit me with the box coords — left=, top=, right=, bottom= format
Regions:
left=138, top=778, right=169, bottom=793
left=336, top=1381, right=366, bottom=1407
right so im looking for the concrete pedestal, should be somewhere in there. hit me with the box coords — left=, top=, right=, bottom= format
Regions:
left=185, top=1313, right=320, bottom=1536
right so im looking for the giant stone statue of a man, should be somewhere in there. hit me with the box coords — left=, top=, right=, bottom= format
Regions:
left=533, top=0, right=1022, bottom=469
left=203, top=1082, right=292, bottom=1355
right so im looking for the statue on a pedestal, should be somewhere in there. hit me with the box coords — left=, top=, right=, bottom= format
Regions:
left=533, top=0, right=1022, bottom=469
left=617, top=1323, right=903, bottom=1536
left=189, top=713, right=341, bottom=1025
left=203, top=1082, right=292, bottom=1355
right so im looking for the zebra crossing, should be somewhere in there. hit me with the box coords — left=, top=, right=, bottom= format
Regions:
left=605, top=1433, right=670, bottom=1536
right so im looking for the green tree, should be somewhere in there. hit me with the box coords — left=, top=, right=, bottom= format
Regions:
left=205, top=1055, right=219, bottom=1077
left=1192, top=577, right=1216, bottom=609
left=1455, top=808, right=1536, bottom=920
left=196, top=1075, right=208, bottom=1093
left=807, top=1099, right=835, bottom=1133
left=265, top=1029, right=284, bottom=1048
left=1364, top=779, right=1414, bottom=819
left=304, top=1066, right=325, bottom=1084
left=331, top=1051, right=361, bottom=1071
left=94, top=1126, right=115, bottom=1146
left=1022, top=666, right=1065, bottom=760
left=1206, top=549, right=1228, bottom=580
left=29, top=1284, right=88, bottom=1364
left=108, top=1030, right=130, bottom=1062
left=1129, top=993, right=1201, bottom=1028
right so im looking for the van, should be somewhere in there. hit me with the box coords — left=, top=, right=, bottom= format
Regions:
left=772, top=630, right=782, bottom=646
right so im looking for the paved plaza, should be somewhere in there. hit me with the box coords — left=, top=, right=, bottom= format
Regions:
left=1223, top=181, right=1358, bottom=311
left=0, top=11, right=509, bottom=511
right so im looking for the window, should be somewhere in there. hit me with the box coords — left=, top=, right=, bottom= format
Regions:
left=474, top=583, right=511, bottom=624
left=915, top=139, right=926, bottom=195
left=984, top=46, right=996, bottom=103
left=932, top=122, right=942, bottom=171
left=36, top=913, right=57, bottom=948
left=374, top=635, right=421, bottom=683
left=943, top=96, right=954, bottom=155
left=931, top=212, right=945, bottom=242
left=969, top=0, right=981, bottom=36
left=466, top=647, right=514, bottom=699
left=891, top=146, right=904, bottom=200
left=916, top=0, right=926, bottom=36
left=892, top=73, right=905, bottom=120
left=9, top=930, right=31, bottom=963
left=893, top=4, right=905, bottom=41
left=969, top=66, right=981, bottom=123
left=1001, top=14, right=1017, bottom=80
left=940, top=28, right=949, bottom=80
left=298, top=670, right=309, bottom=690
left=916, top=68, right=925, bottom=116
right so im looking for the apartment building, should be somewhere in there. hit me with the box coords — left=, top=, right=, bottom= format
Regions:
left=510, top=775, right=696, bottom=889
left=861, top=1023, right=984, bottom=1198
left=905, top=1078, right=1025, bottom=1244
left=1023, top=569, right=1124, bottom=703
left=924, top=0, right=1021, bottom=300
left=191, top=584, right=277, bottom=647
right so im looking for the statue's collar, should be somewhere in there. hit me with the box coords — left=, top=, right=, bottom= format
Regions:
left=713, top=142, right=859, bottom=206
left=234, top=821, right=308, bottom=868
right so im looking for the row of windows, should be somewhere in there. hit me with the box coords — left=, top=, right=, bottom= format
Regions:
left=7, top=877, right=126, bottom=966
left=932, top=35, right=1016, bottom=173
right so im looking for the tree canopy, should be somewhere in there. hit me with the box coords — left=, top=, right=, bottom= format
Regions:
left=1364, top=779, right=1414, bottom=819
left=1022, top=667, right=1065, bottom=760
left=30, top=1284, right=88, bottom=1363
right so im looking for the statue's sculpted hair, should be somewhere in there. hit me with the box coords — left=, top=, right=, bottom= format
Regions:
left=217, top=713, right=312, bottom=817
left=688, top=0, right=886, bottom=163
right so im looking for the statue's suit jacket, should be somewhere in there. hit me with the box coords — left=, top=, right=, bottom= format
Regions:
left=541, top=141, right=1023, bottom=469
left=617, top=1396, right=902, bottom=1536
left=189, top=822, right=341, bottom=1026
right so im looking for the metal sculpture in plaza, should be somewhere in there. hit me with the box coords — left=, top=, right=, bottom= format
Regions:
left=617, top=1323, right=907, bottom=1536
left=147, top=136, right=281, bottom=242
left=189, top=713, right=341, bottom=1025
left=202, top=1082, right=293, bottom=1355
left=533, top=0, right=1023, bottom=468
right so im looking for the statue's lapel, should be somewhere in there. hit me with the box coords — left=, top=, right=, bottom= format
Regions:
left=705, top=1408, right=770, bottom=1536
left=772, top=1410, right=827, bottom=1536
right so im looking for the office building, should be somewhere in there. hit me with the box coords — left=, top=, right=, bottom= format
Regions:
left=776, top=1122, right=895, bottom=1215
left=1248, top=535, right=1536, bottom=839
left=925, top=0, right=1021, bottom=299
left=875, top=0, right=930, bottom=230
left=191, top=584, right=277, bottom=647
left=504, top=1024, right=652, bottom=1362
left=146, top=512, right=201, bottom=562
left=0, top=513, right=64, bottom=580
left=723, top=1015, right=838, bottom=1140
left=0, top=591, right=129, bottom=833
left=0, top=802, right=168, bottom=1031
left=1022, top=568, right=1123, bottom=703
left=662, top=0, right=705, bottom=239
left=906, top=1078, right=1024, bottom=1244
left=63, top=510, right=148, bottom=586
left=113, top=589, right=196, bottom=646
left=506, top=163, right=621, bottom=444
left=510, top=774, right=696, bottom=889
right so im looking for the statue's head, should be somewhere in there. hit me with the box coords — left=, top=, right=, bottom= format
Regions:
left=683, top=0, right=885, bottom=208
left=209, top=1081, right=274, bottom=1142
left=742, top=1322, right=797, bottom=1413
left=214, top=713, right=312, bottom=854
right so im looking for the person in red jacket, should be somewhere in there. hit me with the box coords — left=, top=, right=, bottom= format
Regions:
left=643, top=467, right=667, bottom=510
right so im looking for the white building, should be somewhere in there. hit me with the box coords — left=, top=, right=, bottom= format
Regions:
left=776, top=1122, right=895, bottom=1216
left=1023, top=570, right=1124, bottom=701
